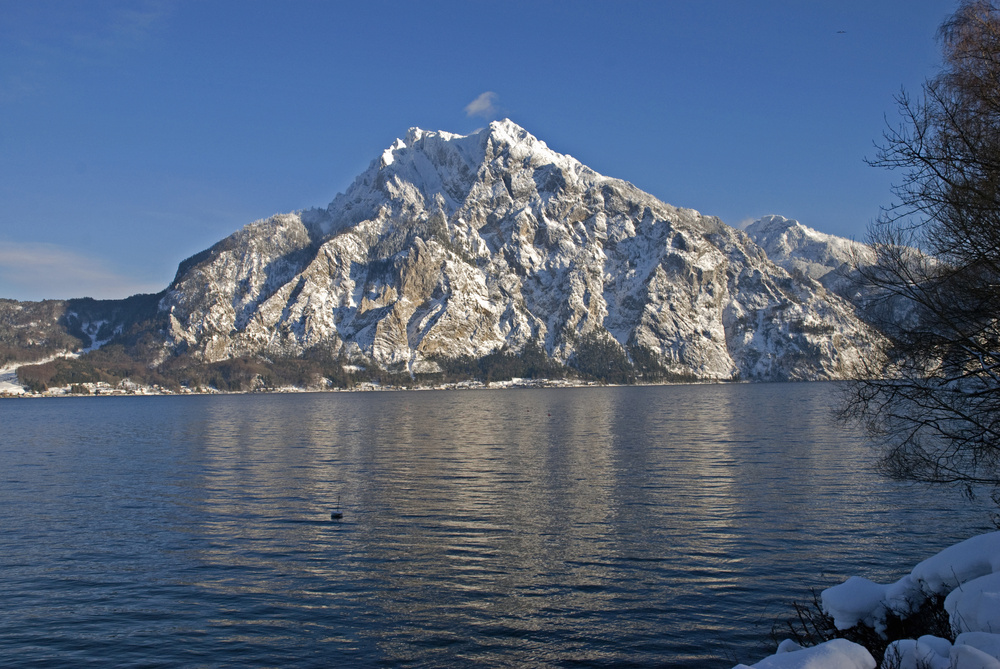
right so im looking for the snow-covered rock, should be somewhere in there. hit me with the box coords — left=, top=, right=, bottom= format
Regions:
left=912, top=532, right=1000, bottom=595
left=885, top=633, right=1000, bottom=669
left=822, top=576, right=891, bottom=631
left=821, top=532, right=1000, bottom=634
left=946, top=572, right=1000, bottom=635
left=733, top=638, right=875, bottom=669
left=949, top=643, right=1000, bottom=669
left=159, top=121, right=876, bottom=380
left=954, top=633, right=1000, bottom=665
left=883, top=635, right=954, bottom=669
left=742, top=532, right=1000, bottom=669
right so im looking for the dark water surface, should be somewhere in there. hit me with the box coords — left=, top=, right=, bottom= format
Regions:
left=0, top=383, right=993, bottom=667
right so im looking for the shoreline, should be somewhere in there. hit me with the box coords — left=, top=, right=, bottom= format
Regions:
left=0, top=374, right=747, bottom=399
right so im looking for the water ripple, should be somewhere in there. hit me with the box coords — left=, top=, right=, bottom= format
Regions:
left=0, top=385, right=993, bottom=667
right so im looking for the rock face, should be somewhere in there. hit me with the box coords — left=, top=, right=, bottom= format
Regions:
left=159, top=120, right=875, bottom=381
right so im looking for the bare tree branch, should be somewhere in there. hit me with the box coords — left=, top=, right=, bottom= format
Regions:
left=848, top=1, right=1000, bottom=487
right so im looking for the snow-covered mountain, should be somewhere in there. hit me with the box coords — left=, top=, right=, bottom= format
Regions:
left=159, top=120, right=876, bottom=382
left=743, top=214, right=871, bottom=299
left=743, top=214, right=924, bottom=335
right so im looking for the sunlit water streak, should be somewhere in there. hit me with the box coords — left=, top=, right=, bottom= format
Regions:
left=0, top=383, right=992, bottom=667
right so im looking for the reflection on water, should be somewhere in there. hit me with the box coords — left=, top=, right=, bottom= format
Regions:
left=0, top=384, right=993, bottom=667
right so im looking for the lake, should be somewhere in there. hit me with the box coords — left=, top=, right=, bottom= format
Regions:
left=0, top=383, right=993, bottom=667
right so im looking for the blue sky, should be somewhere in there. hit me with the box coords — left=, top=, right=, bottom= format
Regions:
left=1, top=0, right=955, bottom=301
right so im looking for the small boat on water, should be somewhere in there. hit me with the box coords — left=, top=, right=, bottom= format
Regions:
left=331, top=495, right=343, bottom=520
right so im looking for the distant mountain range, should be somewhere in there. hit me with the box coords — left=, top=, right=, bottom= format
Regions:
left=1, top=120, right=881, bottom=393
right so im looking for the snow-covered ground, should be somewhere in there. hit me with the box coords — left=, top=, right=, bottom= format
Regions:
left=0, top=365, right=26, bottom=395
left=0, top=341, right=108, bottom=396
left=735, top=532, right=1000, bottom=668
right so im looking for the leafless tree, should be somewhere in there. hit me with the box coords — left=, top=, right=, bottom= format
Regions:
left=846, top=0, right=1000, bottom=487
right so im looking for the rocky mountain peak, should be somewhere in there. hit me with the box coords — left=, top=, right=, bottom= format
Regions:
left=747, top=215, right=841, bottom=256
left=316, top=119, right=599, bottom=239
left=376, top=119, right=555, bottom=178
left=157, top=122, right=879, bottom=383
left=744, top=215, right=871, bottom=296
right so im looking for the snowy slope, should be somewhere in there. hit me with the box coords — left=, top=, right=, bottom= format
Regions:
left=160, top=120, right=877, bottom=382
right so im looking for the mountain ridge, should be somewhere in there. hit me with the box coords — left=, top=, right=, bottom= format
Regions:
left=159, top=120, right=874, bottom=382
left=5, top=120, right=879, bottom=392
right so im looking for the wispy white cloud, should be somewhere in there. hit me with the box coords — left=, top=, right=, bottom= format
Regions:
left=465, top=91, right=499, bottom=119
left=0, top=241, right=163, bottom=301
